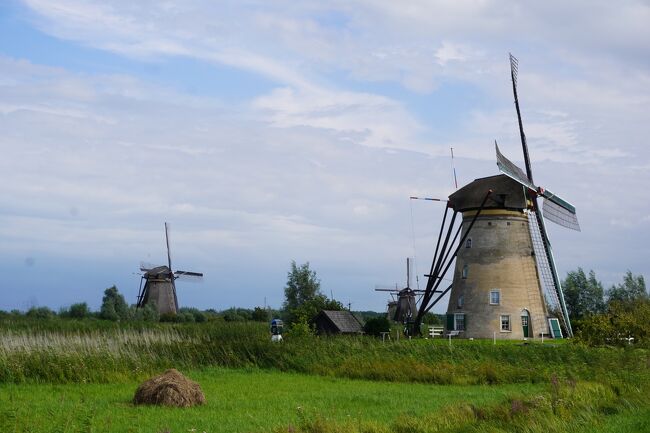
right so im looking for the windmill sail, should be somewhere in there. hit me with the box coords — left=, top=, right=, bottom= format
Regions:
left=542, top=194, right=581, bottom=231
left=504, top=54, right=574, bottom=337
left=496, top=142, right=536, bottom=190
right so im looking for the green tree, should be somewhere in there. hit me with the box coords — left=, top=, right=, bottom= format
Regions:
left=68, top=302, right=90, bottom=319
left=26, top=306, right=55, bottom=320
left=562, top=268, right=605, bottom=320
left=283, top=261, right=321, bottom=312
left=252, top=306, right=270, bottom=322
left=607, top=271, right=647, bottom=306
left=363, top=316, right=390, bottom=336
left=282, top=261, right=342, bottom=325
left=100, top=286, right=130, bottom=321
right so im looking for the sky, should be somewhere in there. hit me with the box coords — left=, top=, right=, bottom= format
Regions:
left=1, top=0, right=648, bottom=313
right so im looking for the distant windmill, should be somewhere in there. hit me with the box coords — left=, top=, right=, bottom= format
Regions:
left=136, top=223, right=203, bottom=315
left=413, top=55, right=579, bottom=339
left=375, top=258, right=425, bottom=334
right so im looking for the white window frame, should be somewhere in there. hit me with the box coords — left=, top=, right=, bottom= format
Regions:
left=454, top=313, right=465, bottom=331
left=500, top=315, right=511, bottom=332
left=489, top=289, right=500, bottom=305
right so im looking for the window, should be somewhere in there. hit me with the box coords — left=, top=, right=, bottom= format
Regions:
left=457, top=295, right=464, bottom=309
left=462, top=264, right=468, bottom=279
left=490, top=289, right=500, bottom=305
left=454, top=313, right=465, bottom=331
left=465, top=238, right=472, bottom=248
left=500, top=315, right=511, bottom=332
left=521, top=315, right=528, bottom=327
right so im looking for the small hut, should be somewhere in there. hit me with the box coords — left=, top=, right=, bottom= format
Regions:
left=313, top=310, right=363, bottom=335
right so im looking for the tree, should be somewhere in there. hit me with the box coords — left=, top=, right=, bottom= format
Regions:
left=68, top=302, right=90, bottom=319
left=252, top=307, right=270, bottom=322
left=100, top=286, right=130, bottom=321
left=562, top=268, right=605, bottom=320
left=607, top=271, right=648, bottom=306
left=26, top=306, right=55, bottom=320
left=363, top=316, right=390, bottom=336
left=283, top=261, right=321, bottom=312
left=282, top=261, right=342, bottom=325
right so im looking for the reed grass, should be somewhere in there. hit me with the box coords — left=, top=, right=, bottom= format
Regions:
left=1, top=318, right=648, bottom=388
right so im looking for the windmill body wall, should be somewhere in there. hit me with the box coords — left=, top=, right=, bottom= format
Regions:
left=142, top=280, right=178, bottom=315
left=446, top=210, right=550, bottom=339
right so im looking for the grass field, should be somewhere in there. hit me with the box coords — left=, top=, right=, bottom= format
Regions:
left=0, top=367, right=547, bottom=433
left=1, top=319, right=649, bottom=432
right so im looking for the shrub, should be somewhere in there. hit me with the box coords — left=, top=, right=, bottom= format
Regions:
left=26, top=307, right=55, bottom=320
left=68, top=303, right=90, bottom=319
left=363, top=316, right=390, bottom=336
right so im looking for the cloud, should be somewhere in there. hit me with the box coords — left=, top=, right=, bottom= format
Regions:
left=3, top=0, right=649, bottom=310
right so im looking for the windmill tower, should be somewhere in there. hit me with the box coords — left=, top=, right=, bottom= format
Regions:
left=413, top=55, right=579, bottom=339
left=136, top=223, right=203, bottom=315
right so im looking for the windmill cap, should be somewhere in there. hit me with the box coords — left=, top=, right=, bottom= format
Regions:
left=449, top=174, right=528, bottom=212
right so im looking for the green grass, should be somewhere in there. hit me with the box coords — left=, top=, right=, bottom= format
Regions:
left=1, top=319, right=649, bottom=432
left=0, top=367, right=544, bottom=433
left=2, top=319, right=648, bottom=387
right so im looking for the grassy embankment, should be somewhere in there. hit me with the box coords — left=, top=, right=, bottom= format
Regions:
left=0, top=318, right=649, bottom=432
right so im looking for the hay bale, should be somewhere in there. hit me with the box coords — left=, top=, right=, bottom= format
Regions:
left=133, top=369, right=205, bottom=407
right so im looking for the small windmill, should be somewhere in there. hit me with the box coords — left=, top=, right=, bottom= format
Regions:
left=136, top=223, right=203, bottom=315
left=493, top=54, right=580, bottom=336
left=375, top=258, right=425, bottom=334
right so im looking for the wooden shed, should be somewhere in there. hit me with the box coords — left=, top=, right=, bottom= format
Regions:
left=313, top=310, right=364, bottom=335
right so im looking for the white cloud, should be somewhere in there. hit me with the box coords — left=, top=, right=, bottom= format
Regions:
left=2, top=0, right=649, bottom=310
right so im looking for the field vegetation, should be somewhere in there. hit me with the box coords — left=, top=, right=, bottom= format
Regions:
left=1, top=266, right=648, bottom=431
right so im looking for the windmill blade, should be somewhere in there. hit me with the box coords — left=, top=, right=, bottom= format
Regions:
left=542, top=196, right=581, bottom=231
left=510, top=53, right=535, bottom=183
left=495, top=142, right=536, bottom=190
left=174, top=270, right=204, bottom=282
left=528, top=210, right=573, bottom=337
left=164, top=222, right=172, bottom=271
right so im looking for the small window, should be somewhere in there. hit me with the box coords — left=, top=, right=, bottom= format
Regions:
left=501, top=315, right=511, bottom=332
left=521, top=315, right=528, bottom=327
left=457, top=295, right=464, bottom=309
left=454, top=313, right=465, bottom=331
left=507, top=221, right=511, bottom=226
left=462, top=264, right=468, bottom=279
left=490, top=290, right=500, bottom=305
left=488, top=221, right=492, bottom=226
left=465, top=238, right=472, bottom=248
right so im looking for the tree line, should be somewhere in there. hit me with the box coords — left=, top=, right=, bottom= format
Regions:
left=562, top=269, right=648, bottom=345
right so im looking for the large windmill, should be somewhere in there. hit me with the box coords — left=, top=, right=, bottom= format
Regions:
left=412, top=55, right=579, bottom=339
left=136, top=223, right=203, bottom=315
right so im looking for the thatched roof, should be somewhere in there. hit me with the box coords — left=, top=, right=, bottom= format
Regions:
left=133, top=369, right=205, bottom=407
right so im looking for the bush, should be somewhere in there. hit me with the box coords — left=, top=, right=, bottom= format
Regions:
left=68, top=302, right=90, bottom=319
left=26, top=307, right=55, bottom=320
left=363, top=316, right=391, bottom=336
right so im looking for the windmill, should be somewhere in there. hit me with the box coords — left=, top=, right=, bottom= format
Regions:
left=412, top=55, right=579, bottom=339
left=136, top=223, right=203, bottom=315
left=375, top=258, right=425, bottom=334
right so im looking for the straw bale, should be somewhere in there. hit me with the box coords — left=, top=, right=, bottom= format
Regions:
left=133, top=369, right=205, bottom=407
